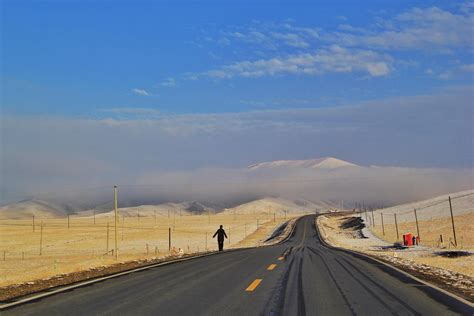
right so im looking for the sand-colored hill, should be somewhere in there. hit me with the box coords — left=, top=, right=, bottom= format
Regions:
left=220, top=197, right=333, bottom=216
left=0, top=199, right=67, bottom=219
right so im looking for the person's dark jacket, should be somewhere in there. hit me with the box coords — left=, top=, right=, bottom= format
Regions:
left=213, top=228, right=227, bottom=242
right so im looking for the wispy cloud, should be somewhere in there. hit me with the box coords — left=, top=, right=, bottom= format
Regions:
left=160, top=78, right=177, bottom=87
left=328, top=6, right=473, bottom=51
left=459, top=64, right=474, bottom=72
left=131, top=88, right=150, bottom=96
left=99, top=107, right=160, bottom=116
left=203, top=45, right=391, bottom=79
left=191, top=4, right=472, bottom=82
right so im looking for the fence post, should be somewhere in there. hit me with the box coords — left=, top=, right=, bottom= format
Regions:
left=448, top=196, right=457, bottom=247
left=106, top=222, right=109, bottom=252
left=381, top=213, right=385, bottom=235
left=205, top=232, right=208, bottom=250
left=274, top=213, right=276, bottom=222
left=168, top=227, right=171, bottom=251
left=94, top=211, right=96, bottom=225
left=371, top=208, right=375, bottom=227
left=68, top=214, right=70, bottom=229
left=414, top=208, right=420, bottom=240
left=40, top=221, right=43, bottom=256
left=33, top=215, right=35, bottom=232
left=394, top=214, right=399, bottom=241
left=114, top=185, right=118, bottom=259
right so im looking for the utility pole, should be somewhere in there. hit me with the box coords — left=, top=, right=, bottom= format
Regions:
left=394, top=213, right=399, bottom=241
left=448, top=196, right=457, bottom=247
left=414, top=208, right=420, bottom=240
left=114, top=185, right=118, bottom=259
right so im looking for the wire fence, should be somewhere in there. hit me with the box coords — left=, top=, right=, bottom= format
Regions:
left=354, top=192, right=474, bottom=249
left=0, top=205, right=310, bottom=286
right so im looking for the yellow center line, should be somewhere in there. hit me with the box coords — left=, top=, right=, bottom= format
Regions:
left=277, top=256, right=284, bottom=261
left=267, top=264, right=277, bottom=271
left=245, top=279, right=262, bottom=292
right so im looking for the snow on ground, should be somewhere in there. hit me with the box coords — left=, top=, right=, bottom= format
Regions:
left=374, top=189, right=473, bottom=223
left=247, top=157, right=358, bottom=171
left=220, top=197, right=330, bottom=216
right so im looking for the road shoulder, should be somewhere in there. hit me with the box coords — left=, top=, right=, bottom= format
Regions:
left=316, top=213, right=474, bottom=304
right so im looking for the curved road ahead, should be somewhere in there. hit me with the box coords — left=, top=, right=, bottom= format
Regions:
left=4, top=215, right=472, bottom=315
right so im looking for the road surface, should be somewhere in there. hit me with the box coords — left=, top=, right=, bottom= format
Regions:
left=4, top=215, right=472, bottom=315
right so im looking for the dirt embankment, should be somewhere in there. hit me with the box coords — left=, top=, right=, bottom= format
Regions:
left=317, top=213, right=474, bottom=302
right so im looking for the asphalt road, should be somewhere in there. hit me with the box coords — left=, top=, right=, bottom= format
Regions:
left=4, top=215, right=472, bottom=315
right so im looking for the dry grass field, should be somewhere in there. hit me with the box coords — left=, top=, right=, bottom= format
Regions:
left=369, top=212, right=474, bottom=249
left=0, top=211, right=302, bottom=287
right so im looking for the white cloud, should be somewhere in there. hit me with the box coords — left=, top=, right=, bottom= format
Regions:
left=459, top=64, right=474, bottom=72
left=270, top=32, right=310, bottom=48
left=160, top=78, right=177, bottom=87
left=204, top=45, right=391, bottom=79
left=131, top=88, right=150, bottom=96
left=99, top=108, right=160, bottom=117
left=331, top=6, right=473, bottom=51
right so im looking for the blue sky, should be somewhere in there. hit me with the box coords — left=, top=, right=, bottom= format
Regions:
left=1, top=1, right=473, bottom=202
left=2, top=1, right=473, bottom=116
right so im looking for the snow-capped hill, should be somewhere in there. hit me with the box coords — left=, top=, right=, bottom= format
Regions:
left=247, top=157, right=357, bottom=171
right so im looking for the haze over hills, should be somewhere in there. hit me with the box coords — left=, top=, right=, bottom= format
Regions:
left=0, top=157, right=472, bottom=218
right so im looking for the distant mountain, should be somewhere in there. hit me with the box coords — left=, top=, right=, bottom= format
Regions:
left=247, top=157, right=358, bottom=171
left=0, top=199, right=68, bottom=219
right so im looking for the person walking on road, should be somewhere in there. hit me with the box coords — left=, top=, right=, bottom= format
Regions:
left=213, top=225, right=228, bottom=251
